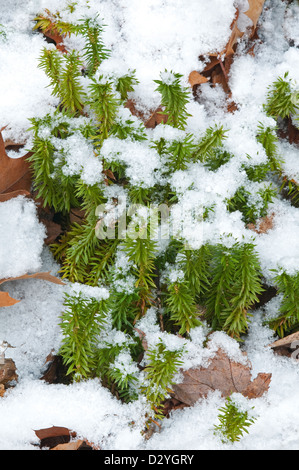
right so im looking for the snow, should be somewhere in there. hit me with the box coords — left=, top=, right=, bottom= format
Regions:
left=101, top=137, right=161, bottom=188
left=1, top=0, right=299, bottom=451
left=53, top=132, right=104, bottom=185
left=0, top=196, right=46, bottom=279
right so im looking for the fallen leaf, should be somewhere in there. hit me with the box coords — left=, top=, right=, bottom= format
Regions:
left=0, top=128, right=32, bottom=195
left=0, top=272, right=65, bottom=308
left=34, top=426, right=76, bottom=449
left=42, top=219, right=63, bottom=245
left=51, top=440, right=85, bottom=450
left=171, top=348, right=271, bottom=406
left=0, top=271, right=65, bottom=286
left=134, top=328, right=148, bottom=351
left=4, top=138, right=26, bottom=149
left=125, top=100, right=168, bottom=128
left=245, top=0, right=266, bottom=31
left=145, top=107, right=169, bottom=128
left=0, top=190, right=31, bottom=203
left=40, top=353, right=70, bottom=384
left=0, top=291, right=20, bottom=308
left=221, top=0, right=266, bottom=59
left=247, top=212, right=275, bottom=234
left=198, top=0, right=266, bottom=99
left=43, top=30, right=68, bottom=53
left=69, top=208, right=86, bottom=225
left=34, top=426, right=97, bottom=450
left=0, top=358, right=18, bottom=387
left=188, top=71, right=209, bottom=88
left=270, top=331, right=299, bottom=358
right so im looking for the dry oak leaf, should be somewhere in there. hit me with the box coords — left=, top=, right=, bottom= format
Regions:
left=0, top=272, right=65, bottom=307
left=0, top=190, right=31, bottom=203
left=0, top=358, right=18, bottom=387
left=247, top=212, right=275, bottom=234
left=42, top=219, right=63, bottom=245
left=0, top=291, right=21, bottom=308
left=51, top=440, right=87, bottom=450
left=202, top=0, right=266, bottom=72
left=0, top=127, right=32, bottom=195
left=125, top=99, right=168, bottom=129
left=188, top=71, right=209, bottom=88
left=222, top=0, right=266, bottom=58
left=269, top=331, right=299, bottom=358
left=34, top=426, right=96, bottom=450
left=171, top=348, right=271, bottom=406
left=34, top=426, right=77, bottom=449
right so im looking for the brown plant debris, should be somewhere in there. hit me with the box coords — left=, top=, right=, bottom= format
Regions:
left=171, top=348, right=271, bottom=406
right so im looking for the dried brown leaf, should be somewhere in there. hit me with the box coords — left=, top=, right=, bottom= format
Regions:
left=247, top=213, right=275, bottom=234
left=34, top=426, right=76, bottom=449
left=171, top=348, right=271, bottom=406
left=0, top=128, right=32, bottom=195
left=245, top=0, right=266, bottom=30
left=0, top=291, right=20, bottom=307
left=188, top=71, right=209, bottom=88
left=35, top=426, right=97, bottom=450
left=0, top=358, right=18, bottom=386
left=202, top=1, right=265, bottom=75
left=0, top=272, right=65, bottom=308
left=134, top=328, right=148, bottom=351
left=0, top=271, right=65, bottom=286
left=51, top=439, right=85, bottom=450
left=0, top=190, right=31, bottom=203
left=269, top=331, right=299, bottom=358
left=125, top=100, right=168, bottom=128
left=42, top=219, right=63, bottom=245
